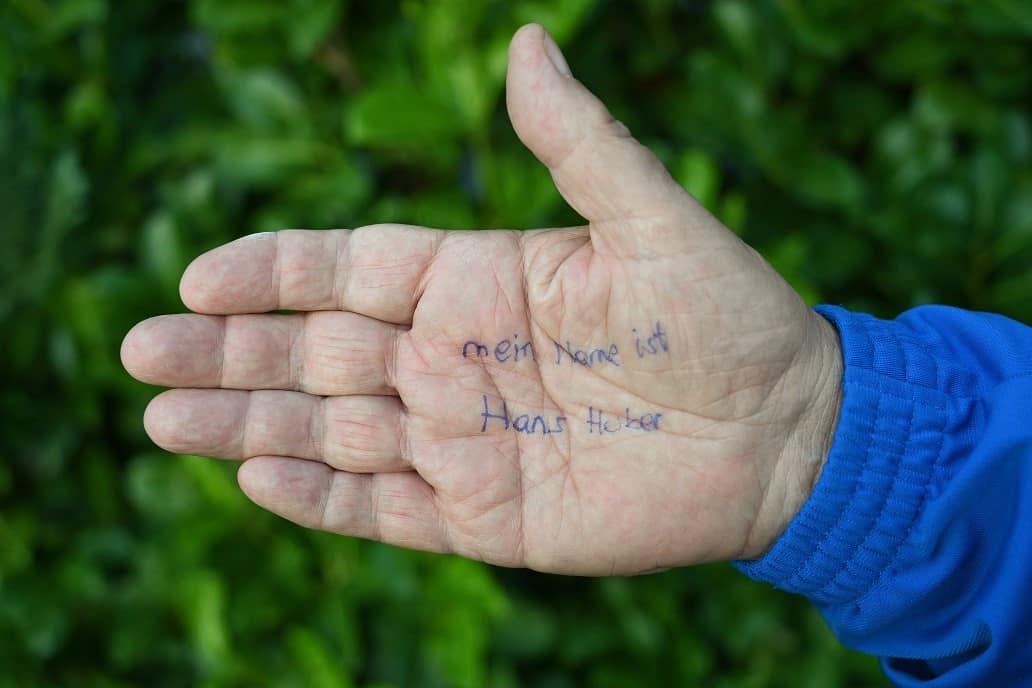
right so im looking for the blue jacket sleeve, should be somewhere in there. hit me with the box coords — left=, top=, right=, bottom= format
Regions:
left=734, top=304, right=1032, bottom=686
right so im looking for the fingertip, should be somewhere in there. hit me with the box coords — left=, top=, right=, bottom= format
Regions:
left=120, top=323, right=139, bottom=377
left=237, top=456, right=294, bottom=500
left=121, top=318, right=156, bottom=382
left=509, top=22, right=546, bottom=60
left=506, top=24, right=575, bottom=169
left=142, top=392, right=162, bottom=439
left=237, top=456, right=330, bottom=528
left=178, top=254, right=205, bottom=313
left=179, top=232, right=278, bottom=314
left=236, top=458, right=280, bottom=517
left=508, top=23, right=558, bottom=86
left=236, top=458, right=273, bottom=513
left=505, top=21, right=703, bottom=237
left=236, top=456, right=263, bottom=500
left=118, top=314, right=222, bottom=387
left=143, top=389, right=235, bottom=456
left=142, top=390, right=179, bottom=453
left=178, top=245, right=232, bottom=314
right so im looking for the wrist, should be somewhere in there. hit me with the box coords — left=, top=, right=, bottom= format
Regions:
left=796, top=312, right=845, bottom=493
left=733, top=306, right=950, bottom=603
left=740, top=307, right=844, bottom=559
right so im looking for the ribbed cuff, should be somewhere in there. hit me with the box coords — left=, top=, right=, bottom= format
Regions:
left=734, top=305, right=950, bottom=605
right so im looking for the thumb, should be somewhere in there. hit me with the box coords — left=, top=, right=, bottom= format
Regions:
left=506, top=24, right=718, bottom=252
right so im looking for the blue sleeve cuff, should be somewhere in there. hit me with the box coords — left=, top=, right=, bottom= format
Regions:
left=733, top=305, right=951, bottom=605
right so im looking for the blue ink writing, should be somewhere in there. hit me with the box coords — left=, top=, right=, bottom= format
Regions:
left=554, top=341, right=621, bottom=367
left=480, top=395, right=566, bottom=435
left=586, top=407, right=662, bottom=435
left=632, top=322, right=669, bottom=359
left=463, top=335, right=535, bottom=363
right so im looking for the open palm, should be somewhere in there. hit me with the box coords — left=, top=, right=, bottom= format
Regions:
left=122, top=25, right=841, bottom=575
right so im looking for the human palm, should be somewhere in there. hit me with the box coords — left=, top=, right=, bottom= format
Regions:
left=122, top=24, right=841, bottom=575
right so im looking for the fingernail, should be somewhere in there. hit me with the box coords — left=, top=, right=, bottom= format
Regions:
left=542, top=29, right=572, bottom=77
left=240, top=231, right=275, bottom=241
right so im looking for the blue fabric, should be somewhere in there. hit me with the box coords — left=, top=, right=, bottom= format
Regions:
left=735, top=305, right=1032, bottom=686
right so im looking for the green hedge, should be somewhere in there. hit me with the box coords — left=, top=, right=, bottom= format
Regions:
left=3, top=0, right=1031, bottom=685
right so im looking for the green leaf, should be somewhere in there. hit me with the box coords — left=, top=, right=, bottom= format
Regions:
left=46, top=150, right=89, bottom=237
left=514, top=0, right=597, bottom=44
left=989, top=270, right=1032, bottom=316
left=141, top=211, right=185, bottom=293
left=346, top=81, right=467, bottom=148
left=215, top=134, right=320, bottom=186
left=713, top=0, right=759, bottom=64
left=991, top=178, right=1032, bottom=263
left=218, top=69, right=307, bottom=131
left=287, top=0, right=343, bottom=58
left=46, top=0, right=107, bottom=40
left=486, top=150, right=561, bottom=227
left=913, top=81, right=998, bottom=136
left=794, top=151, right=864, bottom=210
left=493, top=602, right=557, bottom=659
left=126, top=453, right=201, bottom=522
left=287, top=627, right=354, bottom=688
left=192, top=0, right=284, bottom=34
left=971, top=146, right=1009, bottom=231
left=180, top=455, right=249, bottom=514
left=718, top=191, right=748, bottom=234
left=964, top=0, right=1032, bottom=37
left=874, top=32, right=953, bottom=81
left=676, top=149, right=721, bottom=210
left=874, top=117, right=953, bottom=194
left=765, top=233, right=820, bottom=304
left=777, top=0, right=849, bottom=59
left=64, top=80, right=108, bottom=131
left=178, top=570, right=233, bottom=674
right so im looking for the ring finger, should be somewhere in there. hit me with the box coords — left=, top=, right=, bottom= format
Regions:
left=144, top=388, right=409, bottom=473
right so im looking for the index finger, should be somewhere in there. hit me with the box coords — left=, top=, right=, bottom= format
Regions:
left=179, top=225, right=444, bottom=324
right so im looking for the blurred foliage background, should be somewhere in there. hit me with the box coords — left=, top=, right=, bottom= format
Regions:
left=2, top=0, right=1031, bottom=685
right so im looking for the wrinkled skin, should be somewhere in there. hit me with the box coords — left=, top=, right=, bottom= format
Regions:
left=121, top=24, right=842, bottom=575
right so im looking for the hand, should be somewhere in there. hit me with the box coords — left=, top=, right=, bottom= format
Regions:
left=121, top=24, right=842, bottom=575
